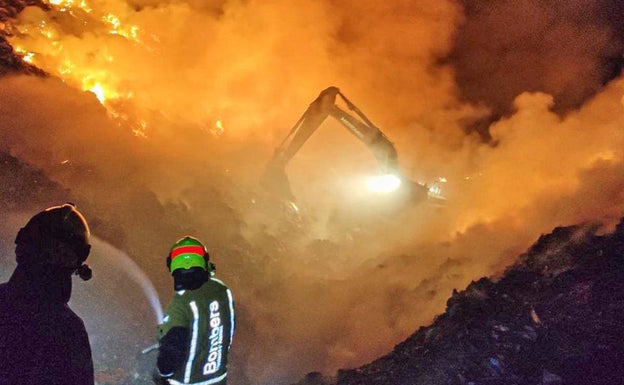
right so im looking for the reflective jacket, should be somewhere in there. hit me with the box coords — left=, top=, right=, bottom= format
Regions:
left=158, top=277, right=235, bottom=385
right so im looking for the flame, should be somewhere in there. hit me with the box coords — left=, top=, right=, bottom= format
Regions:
left=47, top=0, right=91, bottom=13
left=7, top=0, right=148, bottom=135
left=212, top=120, right=225, bottom=137
left=103, top=13, right=140, bottom=41
left=87, top=82, right=107, bottom=103
left=22, top=52, right=36, bottom=63
left=13, top=46, right=35, bottom=63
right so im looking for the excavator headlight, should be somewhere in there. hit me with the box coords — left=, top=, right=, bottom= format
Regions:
left=366, top=174, right=402, bottom=194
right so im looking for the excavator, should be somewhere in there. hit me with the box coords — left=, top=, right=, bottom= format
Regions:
left=262, top=86, right=440, bottom=209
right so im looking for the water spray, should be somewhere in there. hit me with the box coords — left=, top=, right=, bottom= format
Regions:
left=90, top=237, right=164, bottom=323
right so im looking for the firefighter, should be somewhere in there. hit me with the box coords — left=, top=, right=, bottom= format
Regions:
left=0, top=203, right=94, bottom=385
left=156, top=236, right=235, bottom=385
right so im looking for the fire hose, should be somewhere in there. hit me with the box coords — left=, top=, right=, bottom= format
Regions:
left=141, top=343, right=159, bottom=354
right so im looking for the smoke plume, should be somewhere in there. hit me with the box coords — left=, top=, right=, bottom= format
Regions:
left=1, top=0, right=624, bottom=384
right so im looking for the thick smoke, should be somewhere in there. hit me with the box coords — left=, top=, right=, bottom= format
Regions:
left=453, top=0, right=624, bottom=117
left=1, top=0, right=624, bottom=384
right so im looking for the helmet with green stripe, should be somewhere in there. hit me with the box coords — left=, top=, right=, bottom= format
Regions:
left=166, top=236, right=208, bottom=274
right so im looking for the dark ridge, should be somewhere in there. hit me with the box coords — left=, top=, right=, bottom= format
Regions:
left=0, top=151, right=70, bottom=212
left=294, top=220, right=624, bottom=385
left=0, top=0, right=48, bottom=76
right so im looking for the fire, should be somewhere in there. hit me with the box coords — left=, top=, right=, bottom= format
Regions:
left=86, top=82, right=107, bottom=103
left=212, top=120, right=225, bottom=137
left=13, top=46, right=35, bottom=63
left=103, top=13, right=139, bottom=41
left=47, top=0, right=92, bottom=13
left=7, top=0, right=148, bottom=134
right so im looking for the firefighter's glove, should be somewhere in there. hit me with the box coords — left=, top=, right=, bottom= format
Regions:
left=152, top=371, right=169, bottom=385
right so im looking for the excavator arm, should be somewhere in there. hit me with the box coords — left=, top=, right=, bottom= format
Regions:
left=270, top=86, right=399, bottom=175
left=263, top=86, right=429, bottom=204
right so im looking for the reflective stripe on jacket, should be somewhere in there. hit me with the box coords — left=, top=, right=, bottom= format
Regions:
left=159, top=278, right=235, bottom=384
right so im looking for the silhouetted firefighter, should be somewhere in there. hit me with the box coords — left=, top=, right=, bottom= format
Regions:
left=155, top=236, right=235, bottom=385
left=0, top=203, right=94, bottom=385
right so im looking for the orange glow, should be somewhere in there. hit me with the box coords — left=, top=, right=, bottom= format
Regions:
left=9, top=0, right=145, bottom=135
left=2, top=2, right=624, bottom=383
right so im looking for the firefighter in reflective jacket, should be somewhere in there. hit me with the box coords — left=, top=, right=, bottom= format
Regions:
left=156, top=236, right=235, bottom=385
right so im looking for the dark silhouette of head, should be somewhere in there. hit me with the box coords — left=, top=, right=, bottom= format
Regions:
left=15, top=203, right=91, bottom=269
left=12, top=203, right=92, bottom=302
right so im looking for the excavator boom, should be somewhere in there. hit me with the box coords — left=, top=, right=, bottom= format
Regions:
left=272, top=86, right=398, bottom=174
left=263, top=86, right=429, bottom=204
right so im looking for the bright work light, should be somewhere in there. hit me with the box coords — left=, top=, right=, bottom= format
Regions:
left=366, top=174, right=402, bottom=194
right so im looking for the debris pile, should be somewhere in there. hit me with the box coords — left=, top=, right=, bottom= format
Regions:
left=294, top=221, right=624, bottom=385
left=0, top=152, right=69, bottom=213
left=0, top=0, right=47, bottom=76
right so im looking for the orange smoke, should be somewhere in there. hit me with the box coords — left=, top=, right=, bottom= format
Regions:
left=1, top=0, right=624, bottom=384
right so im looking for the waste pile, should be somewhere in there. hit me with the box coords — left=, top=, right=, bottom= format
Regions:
left=294, top=220, right=624, bottom=385
left=0, top=0, right=47, bottom=76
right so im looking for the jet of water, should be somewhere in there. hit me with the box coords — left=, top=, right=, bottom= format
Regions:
left=89, top=236, right=164, bottom=323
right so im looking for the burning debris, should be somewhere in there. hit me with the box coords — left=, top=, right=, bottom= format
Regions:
left=0, top=38, right=45, bottom=75
left=0, top=0, right=47, bottom=75
left=1, top=0, right=153, bottom=135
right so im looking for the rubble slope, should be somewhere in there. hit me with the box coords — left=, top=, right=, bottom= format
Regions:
left=295, top=220, right=624, bottom=385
